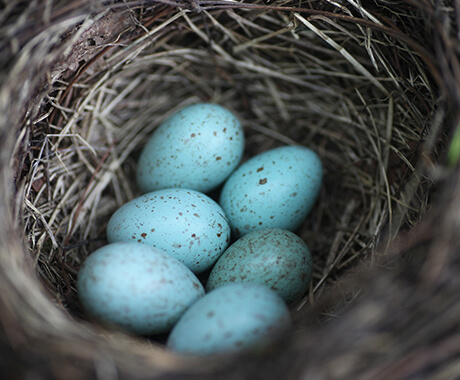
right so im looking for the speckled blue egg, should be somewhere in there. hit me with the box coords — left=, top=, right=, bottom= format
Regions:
left=219, top=145, right=323, bottom=237
left=106, top=188, right=231, bottom=273
left=136, top=103, right=244, bottom=194
left=167, top=283, right=291, bottom=355
left=206, top=229, right=313, bottom=303
left=77, top=242, right=204, bottom=335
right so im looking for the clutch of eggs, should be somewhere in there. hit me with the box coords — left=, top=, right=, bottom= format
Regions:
left=77, top=102, right=324, bottom=355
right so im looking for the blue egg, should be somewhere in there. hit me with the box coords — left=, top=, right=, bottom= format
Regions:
left=77, top=242, right=204, bottom=335
left=206, top=229, right=313, bottom=303
left=167, top=283, right=291, bottom=355
left=219, top=145, right=322, bottom=236
left=136, top=103, right=245, bottom=194
left=106, top=188, right=231, bottom=273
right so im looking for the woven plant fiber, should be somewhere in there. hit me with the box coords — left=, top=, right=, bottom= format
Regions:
left=1, top=1, right=460, bottom=379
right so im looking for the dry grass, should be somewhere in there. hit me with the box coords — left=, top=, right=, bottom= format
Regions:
left=1, top=0, right=459, bottom=379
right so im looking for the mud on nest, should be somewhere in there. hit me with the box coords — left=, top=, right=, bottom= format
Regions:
left=1, top=0, right=460, bottom=379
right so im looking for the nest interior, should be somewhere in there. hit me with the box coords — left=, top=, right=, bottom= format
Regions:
left=1, top=1, right=460, bottom=379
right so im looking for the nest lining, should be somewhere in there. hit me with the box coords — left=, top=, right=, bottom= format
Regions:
left=2, top=0, right=458, bottom=378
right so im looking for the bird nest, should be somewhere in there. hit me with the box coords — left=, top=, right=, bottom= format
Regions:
left=1, top=0, right=460, bottom=378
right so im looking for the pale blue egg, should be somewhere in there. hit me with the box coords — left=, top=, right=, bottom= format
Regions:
left=136, top=103, right=244, bottom=194
left=206, top=229, right=313, bottom=303
left=77, top=242, right=204, bottom=335
left=219, top=145, right=323, bottom=237
left=106, top=188, right=231, bottom=273
left=167, top=283, right=291, bottom=355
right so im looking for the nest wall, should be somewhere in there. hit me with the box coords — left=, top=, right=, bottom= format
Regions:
left=1, top=1, right=460, bottom=379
